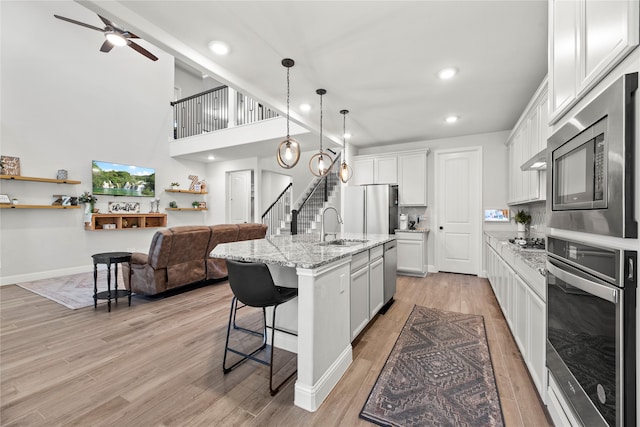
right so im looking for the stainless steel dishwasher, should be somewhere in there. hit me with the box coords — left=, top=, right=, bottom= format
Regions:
left=382, top=240, right=397, bottom=312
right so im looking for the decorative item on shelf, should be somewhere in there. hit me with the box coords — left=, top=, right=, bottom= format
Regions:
left=11, top=198, right=19, bottom=205
left=200, top=180, right=207, bottom=193
left=56, top=169, right=68, bottom=180
left=192, top=201, right=200, bottom=208
left=170, top=182, right=180, bottom=190
left=193, top=183, right=202, bottom=192
left=0, top=155, right=20, bottom=176
left=188, top=175, right=199, bottom=191
left=169, top=201, right=177, bottom=208
left=276, top=58, right=301, bottom=169
left=108, top=201, right=140, bottom=213
left=154, top=198, right=160, bottom=213
left=514, top=209, right=531, bottom=238
left=0, top=194, right=11, bottom=204
left=79, top=191, right=98, bottom=223
left=198, top=202, right=207, bottom=209
left=338, top=109, right=353, bottom=183
left=309, top=89, right=333, bottom=177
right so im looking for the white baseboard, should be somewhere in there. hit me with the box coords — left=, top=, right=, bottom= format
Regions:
left=428, top=265, right=438, bottom=273
left=0, top=265, right=94, bottom=287
left=294, top=344, right=352, bottom=412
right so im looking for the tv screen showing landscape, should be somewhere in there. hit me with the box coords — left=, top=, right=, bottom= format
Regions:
left=92, top=160, right=155, bottom=197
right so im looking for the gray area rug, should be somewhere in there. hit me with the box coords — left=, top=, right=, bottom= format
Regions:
left=360, top=306, right=504, bottom=427
left=17, top=271, right=123, bottom=310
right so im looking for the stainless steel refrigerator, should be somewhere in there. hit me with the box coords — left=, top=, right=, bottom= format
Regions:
left=343, top=184, right=398, bottom=235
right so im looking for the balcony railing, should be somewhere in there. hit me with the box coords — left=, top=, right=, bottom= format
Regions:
left=171, top=86, right=279, bottom=139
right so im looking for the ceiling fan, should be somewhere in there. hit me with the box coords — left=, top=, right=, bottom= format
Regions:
left=53, top=13, right=158, bottom=61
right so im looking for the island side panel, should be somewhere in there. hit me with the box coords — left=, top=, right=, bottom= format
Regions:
left=294, top=259, right=352, bottom=412
left=267, top=264, right=299, bottom=353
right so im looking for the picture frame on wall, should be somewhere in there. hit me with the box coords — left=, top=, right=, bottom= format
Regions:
left=198, top=202, right=207, bottom=209
left=0, top=155, right=21, bottom=176
left=484, top=209, right=510, bottom=222
left=108, top=201, right=141, bottom=213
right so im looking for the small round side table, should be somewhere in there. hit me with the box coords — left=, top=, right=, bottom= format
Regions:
left=92, top=252, right=132, bottom=312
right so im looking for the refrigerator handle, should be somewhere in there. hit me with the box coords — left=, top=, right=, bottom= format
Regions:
left=363, top=187, right=367, bottom=234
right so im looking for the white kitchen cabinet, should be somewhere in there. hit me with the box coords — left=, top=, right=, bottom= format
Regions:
left=369, top=256, right=384, bottom=318
left=526, top=285, right=546, bottom=395
left=507, top=78, right=548, bottom=205
left=398, top=153, right=427, bottom=206
left=513, top=274, right=528, bottom=353
left=396, top=231, right=428, bottom=277
left=352, top=157, right=374, bottom=186
left=350, top=264, right=369, bottom=341
left=374, top=156, right=397, bottom=184
left=549, top=0, right=639, bottom=122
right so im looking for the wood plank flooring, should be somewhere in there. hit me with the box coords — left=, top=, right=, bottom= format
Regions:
left=1, top=273, right=552, bottom=426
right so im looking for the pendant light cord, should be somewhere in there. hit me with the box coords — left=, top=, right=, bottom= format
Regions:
left=343, top=112, right=347, bottom=158
left=286, top=67, right=290, bottom=138
left=319, top=92, right=323, bottom=152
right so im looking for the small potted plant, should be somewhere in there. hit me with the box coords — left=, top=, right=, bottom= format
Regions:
left=170, top=182, right=180, bottom=190
left=192, top=201, right=200, bottom=209
left=514, top=209, right=531, bottom=238
left=79, top=192, right=98, bottom=223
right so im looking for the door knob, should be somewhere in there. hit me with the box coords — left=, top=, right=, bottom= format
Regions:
left=439, top=226, right=443, bottom=230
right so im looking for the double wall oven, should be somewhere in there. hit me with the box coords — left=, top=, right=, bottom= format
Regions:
left=546, top=72, right=638, bottom=427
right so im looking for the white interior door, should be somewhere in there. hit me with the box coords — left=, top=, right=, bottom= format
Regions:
left=227, top=170, right=252, bottom=223
left=435, top=148, right=481, bottom=275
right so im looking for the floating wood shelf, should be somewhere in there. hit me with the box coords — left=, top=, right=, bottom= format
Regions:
left=165, top=188, right=208, bottom=194
left=0, top=204, right=81, bottom=209
left=165, top=207, right=208, bottom=211
left=0, top=175, right=81, bottom=184
left=85, top=213, right=167, bottom=231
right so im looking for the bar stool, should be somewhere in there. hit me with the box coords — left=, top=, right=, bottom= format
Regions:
left=223, top=260, right=298, bottom=396
left=92, top=252, right=132, bottom=312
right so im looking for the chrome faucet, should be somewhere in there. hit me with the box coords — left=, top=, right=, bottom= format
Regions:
left=320, top=206, right=343, bottom=242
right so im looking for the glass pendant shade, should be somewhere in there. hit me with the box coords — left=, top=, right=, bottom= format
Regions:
left=338, top=109, right=352, bottom=183
left=309, top=88, right=333, bottom=177
left=277, top=58, right=300, bottom=169
left=277, top=137, right=300, bottom=168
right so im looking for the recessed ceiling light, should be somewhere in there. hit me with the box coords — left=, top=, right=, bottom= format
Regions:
left=207, top=154, right=215, bottom=161
left=343, top=132, right=352, bottom=139
left=208, top=40, right=230, bottom=56
left=445, top=115, right=459, bottom=123
left=300, top=104, right=311, bottom=112
left=438, top=67, right=458, bottom=80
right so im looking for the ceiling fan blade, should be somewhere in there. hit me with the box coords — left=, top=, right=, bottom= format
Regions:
left=97, top=14, right=115, bottom=28
left=128, top=40, right=158, bottom=61
left=125, top=31, right=140, bottom=39
left=53, top=14, right=105, bottom=32
left=100, top=40, right=114, bottom=53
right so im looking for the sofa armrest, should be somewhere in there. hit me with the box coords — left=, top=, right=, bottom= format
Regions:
left=131, top=252, right=149, bottom=265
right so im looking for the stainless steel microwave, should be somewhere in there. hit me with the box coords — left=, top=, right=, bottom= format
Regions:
left=547, top=72, right=637, bottom=238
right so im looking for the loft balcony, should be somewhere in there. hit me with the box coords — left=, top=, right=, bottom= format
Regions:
left=170, top=85, right=308, bottom=162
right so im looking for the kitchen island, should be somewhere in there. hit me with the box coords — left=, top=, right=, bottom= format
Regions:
left=210, top=232, right=395, bottom=412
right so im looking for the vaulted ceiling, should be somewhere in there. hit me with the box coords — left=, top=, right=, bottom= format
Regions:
left=79, top=1, right=548, bottom=153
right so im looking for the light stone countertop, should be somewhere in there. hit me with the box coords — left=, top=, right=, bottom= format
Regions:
left=484, top=230, right=546, bottom=277
left=210, top=233, right=395, bottom=270
left=395, top=228, right=430, bottom=233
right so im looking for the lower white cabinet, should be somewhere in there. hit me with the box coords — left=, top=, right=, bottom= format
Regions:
left=350, top=263, right=369, bottom=341
left=396, top=231, right=428, bottom=276
left=484, top=242, right=546, bottom=401
left=369, top=256, right=384, bottom=318
left=350, top=245, right=386, bottom=342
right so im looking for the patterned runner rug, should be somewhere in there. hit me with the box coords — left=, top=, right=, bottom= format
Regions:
left=360, top=305, right=504, bottom=427
left=16, top=271, right=125, bottom=310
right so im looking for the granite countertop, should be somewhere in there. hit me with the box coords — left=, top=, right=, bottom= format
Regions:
left=484, top=231, right=546, bottom=277
left=210, top=233, right=395, bottom=269
left=395, top=228, right=430, bottom=233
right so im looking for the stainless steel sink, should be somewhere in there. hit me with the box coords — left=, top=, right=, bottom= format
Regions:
left=317, top=239, right=368, bottom=247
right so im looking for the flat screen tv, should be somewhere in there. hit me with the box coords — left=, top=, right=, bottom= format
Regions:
left=92, top=160, right=155, bottom=197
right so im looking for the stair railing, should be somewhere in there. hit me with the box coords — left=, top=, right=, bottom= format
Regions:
left=291, top=152, right=341, bottom=235
left=261, top=183, right=293, bottom=237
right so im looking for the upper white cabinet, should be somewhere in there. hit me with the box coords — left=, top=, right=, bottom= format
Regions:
left=374, top=156, right=398, bottom=184
left=549, top=0, right=639, bottom=123
left=507, top=78, right=548, bottom=205
left=398, top=153, right=427, bottom=206
left=352, top=150, right=428, bottom=206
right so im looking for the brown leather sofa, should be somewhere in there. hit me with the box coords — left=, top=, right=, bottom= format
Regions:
left=123, top=223, right=267, bottom=295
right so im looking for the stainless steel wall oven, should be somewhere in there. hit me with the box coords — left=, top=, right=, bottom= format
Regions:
left=547, top=72, right=637, bottom=238
left=547, top=236, right=636, bottom=426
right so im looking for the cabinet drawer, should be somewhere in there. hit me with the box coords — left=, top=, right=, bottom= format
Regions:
left=370, top=244, right=384, bottom=260
left=396, top=232, right=423, bottom=241
left=351, top=250, right=369, bottom=271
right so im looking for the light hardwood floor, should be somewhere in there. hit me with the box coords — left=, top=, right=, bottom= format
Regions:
left=1, top=273, right=552, bottom=426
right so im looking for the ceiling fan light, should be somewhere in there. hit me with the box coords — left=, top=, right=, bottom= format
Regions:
left=105, top=32, right=127, bottom=46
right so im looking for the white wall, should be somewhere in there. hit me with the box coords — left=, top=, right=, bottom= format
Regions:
left=356, top=130, right=512, bottom=270
left=0, top=1, right=206, bottom=284
left=174, top=63, right=223, bottom=100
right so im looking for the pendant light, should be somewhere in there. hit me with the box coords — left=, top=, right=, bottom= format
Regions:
left=338, top=109, right=353, bottom=183
left=309, top=89, right=333, bottom=177
left=276, top=58, right=300, bottom=169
